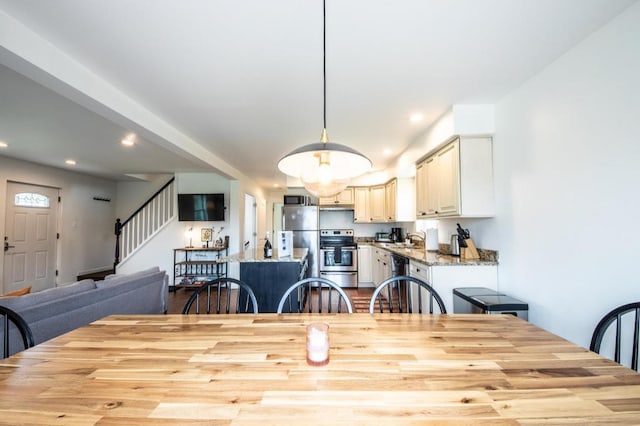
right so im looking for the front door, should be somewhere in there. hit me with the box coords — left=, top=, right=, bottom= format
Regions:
left=3, top=182, right=59, bottom=293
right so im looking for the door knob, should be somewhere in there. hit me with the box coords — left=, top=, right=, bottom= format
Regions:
left=4, top=241, right=15, bottom=252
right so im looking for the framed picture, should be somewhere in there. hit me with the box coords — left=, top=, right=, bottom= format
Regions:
left=201, top=228, right=213, bottom=243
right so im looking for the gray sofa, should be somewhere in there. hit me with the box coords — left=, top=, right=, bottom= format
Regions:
left=1, top=266, right=167, bottom=356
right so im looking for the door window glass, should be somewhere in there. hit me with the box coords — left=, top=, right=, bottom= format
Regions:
left=14, top=192, right=50, bottom=208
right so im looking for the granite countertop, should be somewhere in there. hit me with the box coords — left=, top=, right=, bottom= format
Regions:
left=359, top=241, right=498, bottom=266
left=218, top=248, right=308, bottom=263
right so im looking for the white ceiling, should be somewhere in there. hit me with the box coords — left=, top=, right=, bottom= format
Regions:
left=0, top=0, right=636, bottom=186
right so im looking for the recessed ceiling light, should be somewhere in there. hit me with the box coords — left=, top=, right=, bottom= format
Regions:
left=121, top=133, right=136, bottom=146
left=65, top=159, right=77, bottom=165
left=383, top=149, right=392, bottom=156
left=0, top=141, right=8, bottom=148
left=409, top=113, right=424, bottom=123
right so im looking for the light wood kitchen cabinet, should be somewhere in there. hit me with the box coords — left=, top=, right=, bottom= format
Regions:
left=319, top=188, right=354, bottom=206
left=388, top=177, right=415, bottom=222
left=415, top=162, right=428, bottom=218
left=353, top=187, right=370, bottom=222
left=434, top=141, right=460, bottom=215
left=373, top=248, right=391, bottom=286
left=416, top=136, right=494, bottom=218
left=369, top=185, right=386, bottom=222
left=409, top=260, right=498, bottom=313
left=385, top=179, right=396, bottom=221
left=424, top=155, right=439, bottom=215
left=353, top=179, right=414, bottom=223
left=357, top=245, right=373, bottom=285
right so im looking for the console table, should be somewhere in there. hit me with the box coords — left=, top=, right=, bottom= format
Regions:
left=172, top=244, right=228, bottom=291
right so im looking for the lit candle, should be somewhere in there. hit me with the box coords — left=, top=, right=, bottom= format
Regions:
left=306, top=322, right=329, bottom=366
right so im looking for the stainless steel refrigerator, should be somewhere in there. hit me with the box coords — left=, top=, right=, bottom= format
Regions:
left=282, top=205, right=319, bottom=278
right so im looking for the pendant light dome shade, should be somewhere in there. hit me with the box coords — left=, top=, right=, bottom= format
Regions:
left=277, top=142, right=372, bottom=182
left=276, top=0, right=371, bottom=197
left=277, top=138, right=371, bottom=197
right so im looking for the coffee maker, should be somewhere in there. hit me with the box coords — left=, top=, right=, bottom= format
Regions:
left=390, top=227, right=403, bottom=243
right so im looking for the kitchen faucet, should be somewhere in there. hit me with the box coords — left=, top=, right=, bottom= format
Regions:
left=407, top=231, right=426, bottom=250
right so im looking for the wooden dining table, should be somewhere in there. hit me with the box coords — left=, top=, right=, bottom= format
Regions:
left=1, top=313, right=639, bottom=425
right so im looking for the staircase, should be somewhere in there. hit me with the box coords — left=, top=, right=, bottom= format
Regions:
left=114, top=178, right=175, bottom=268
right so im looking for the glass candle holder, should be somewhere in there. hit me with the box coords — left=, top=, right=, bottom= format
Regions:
left=306, top=322, right=330, bottom=366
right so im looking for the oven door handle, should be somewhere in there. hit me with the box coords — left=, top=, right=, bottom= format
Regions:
left=320, top=271, right=357, bottom=275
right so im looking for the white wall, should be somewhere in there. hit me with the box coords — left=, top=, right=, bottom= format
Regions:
left=470, top=2, right=640, bottom=348
left=115, top=174, right=174, bottom=219
left=0, top=156, right=116, bottom=289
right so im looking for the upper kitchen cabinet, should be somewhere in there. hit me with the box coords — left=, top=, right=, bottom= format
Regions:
left=385, top=179, right=397, bottom=221
left=353, top=187, right=371, bottom=222
left=370, top=185, right=386, bottom=222
left=416, top=136, right=494, bottom=218
left=355, top=178, right=415, bottom=223
left=385, top=178, right=414, bottom=222
left=319, top=188, right=354, bottom=206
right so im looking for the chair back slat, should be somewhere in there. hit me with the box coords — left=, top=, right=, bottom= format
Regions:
left=182, top=278, right=259, bottom=314
left=633, top=307, right=639, bottom=371
left=277, top=278, right=354, bottom=314
left=369, top=275, right=446, bottom=315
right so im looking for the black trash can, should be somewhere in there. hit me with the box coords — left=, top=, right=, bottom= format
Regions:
left=453, top=287, right=528, bottom=320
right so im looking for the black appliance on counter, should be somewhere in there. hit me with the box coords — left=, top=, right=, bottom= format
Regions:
left=319, top=229, right=358, bottom=288
left=390, top=227, right=404, bottom=243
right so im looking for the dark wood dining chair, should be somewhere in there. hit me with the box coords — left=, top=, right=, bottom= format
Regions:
left=182, top=278, right=259, bottom=314
left=277, top=277, right=354, bottom=313
left=590, top=301, right=640, bottom=371
left=369, top=275, right=447, bottom=314
left=1, top=305, right=35, bottom=358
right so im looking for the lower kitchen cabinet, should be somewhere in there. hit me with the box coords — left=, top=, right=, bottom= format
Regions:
left=357, top=245, right=373, bottom=286
left=373, top=248, right=391, bottom=286
left=409, top=260, right=497, bottom=313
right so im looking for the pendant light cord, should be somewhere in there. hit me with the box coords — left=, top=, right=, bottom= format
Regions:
left=323, top=0, right=327, bottom=132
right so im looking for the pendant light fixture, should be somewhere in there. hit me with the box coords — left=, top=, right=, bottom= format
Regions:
left=277, top=0, right=371, bottom=198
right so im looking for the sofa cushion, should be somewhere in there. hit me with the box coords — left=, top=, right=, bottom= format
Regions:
left=0, top=279, right=96, bottom=311
left=1, top=286, right=32, bottom=297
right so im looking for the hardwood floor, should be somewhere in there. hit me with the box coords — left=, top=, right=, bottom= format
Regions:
left=166, top=286, right=374, bottom=314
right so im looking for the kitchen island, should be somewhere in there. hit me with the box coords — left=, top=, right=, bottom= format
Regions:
left=219, top=248, right=308, bottom=312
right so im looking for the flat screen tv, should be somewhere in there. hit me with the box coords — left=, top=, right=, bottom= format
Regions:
left=178, top=193, right=225, bottom=221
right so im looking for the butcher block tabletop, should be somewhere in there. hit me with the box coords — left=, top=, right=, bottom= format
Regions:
left=1, top=313, right=639, bottom=424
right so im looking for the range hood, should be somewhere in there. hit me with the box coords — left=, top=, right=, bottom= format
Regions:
left=319, top=205, right=354, bottom=211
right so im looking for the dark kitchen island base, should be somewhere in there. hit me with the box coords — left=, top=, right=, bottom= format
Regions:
left=218, top=248, right=309, bottom=313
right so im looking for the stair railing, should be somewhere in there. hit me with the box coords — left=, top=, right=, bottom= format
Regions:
left=114, top=177, right=175, bottom=268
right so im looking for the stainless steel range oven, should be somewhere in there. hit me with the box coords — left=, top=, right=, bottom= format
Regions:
left=319, top=229, right=358, bottom=288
